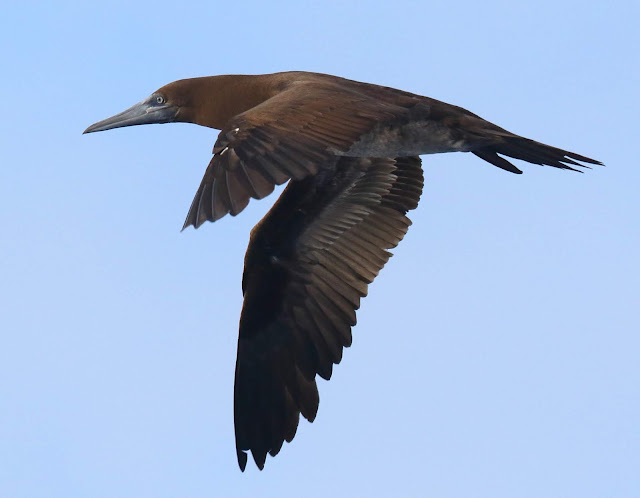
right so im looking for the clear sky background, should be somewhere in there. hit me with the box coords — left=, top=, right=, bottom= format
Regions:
left=1, top=1, right=638, bottom=497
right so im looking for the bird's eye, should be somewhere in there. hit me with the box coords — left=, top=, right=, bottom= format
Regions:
left=155, top=95, right=165, bottom=104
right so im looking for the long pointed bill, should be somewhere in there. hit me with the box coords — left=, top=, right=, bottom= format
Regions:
left=83, top=96, right=178, bottom=134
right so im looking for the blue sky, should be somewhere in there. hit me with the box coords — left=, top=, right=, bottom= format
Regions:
left=1, top=1, right=638, bottom=496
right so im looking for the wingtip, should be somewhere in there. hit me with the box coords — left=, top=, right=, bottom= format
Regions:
left=252, top=450, right=267, bottom=470
left=181, top=215, right=201, bottom=232
left=237, top=449, right=248, bottom=472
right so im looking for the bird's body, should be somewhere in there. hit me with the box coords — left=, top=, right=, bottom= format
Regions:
left=84, top=71, right=601, bottom=470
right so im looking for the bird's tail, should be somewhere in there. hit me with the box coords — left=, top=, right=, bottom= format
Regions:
left=472, top=135, right=603, bottom=174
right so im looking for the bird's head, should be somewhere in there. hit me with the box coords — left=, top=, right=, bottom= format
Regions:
left=82, top=81, right=198, bottom=134
left=83, top=76, right=264, bottom=134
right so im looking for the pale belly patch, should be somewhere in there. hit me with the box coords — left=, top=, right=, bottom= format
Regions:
left=339, top=121, right=470, bottom=158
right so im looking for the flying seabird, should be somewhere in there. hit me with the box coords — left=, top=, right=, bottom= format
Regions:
left=84, top=71, right=601, bottom=470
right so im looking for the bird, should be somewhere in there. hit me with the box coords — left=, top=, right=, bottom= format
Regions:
left=84, top=71, right=601, bottom=470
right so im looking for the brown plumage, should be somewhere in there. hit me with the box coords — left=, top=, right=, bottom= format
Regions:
left=84, top=71, right=601, bottom=470
left=235, top=156, right=423, bottom=470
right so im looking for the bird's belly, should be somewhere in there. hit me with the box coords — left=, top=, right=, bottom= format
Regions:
left=340, top=121, right=469, bottom=158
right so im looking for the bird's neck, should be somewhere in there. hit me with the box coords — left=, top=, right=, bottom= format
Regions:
left=177, top=75, right=286, bottom=130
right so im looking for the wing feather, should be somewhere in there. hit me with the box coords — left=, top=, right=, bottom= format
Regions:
left=183, top=83, right=411, bottom=229
left=234, top=155, right=424, bottom=470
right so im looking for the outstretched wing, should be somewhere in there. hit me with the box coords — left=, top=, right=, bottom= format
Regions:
left=234, top=156, right=424, bottom=470
left=182, top=82, right=408, bottom=229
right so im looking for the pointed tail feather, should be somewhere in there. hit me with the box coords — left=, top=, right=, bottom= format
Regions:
left=473, top=135, right=602, bottom=174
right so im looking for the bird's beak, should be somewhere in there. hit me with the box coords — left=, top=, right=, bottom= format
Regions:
left=83, top=96, right=179, bottom=134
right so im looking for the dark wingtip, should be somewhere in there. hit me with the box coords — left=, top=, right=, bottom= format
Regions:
left=252, top=449, right=267, bottom=470
left=181, top=205, right=205, bottom=232
left=237, top=449, right=248, bottom=472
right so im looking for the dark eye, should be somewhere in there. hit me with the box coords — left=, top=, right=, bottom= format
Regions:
left=155, top=95, right=165, bottom=104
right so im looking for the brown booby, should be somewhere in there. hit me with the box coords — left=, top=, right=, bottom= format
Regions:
left=84, top=71, right=601, bottom=471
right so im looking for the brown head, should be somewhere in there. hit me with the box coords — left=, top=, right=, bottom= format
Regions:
left=83, top=75, right=285, bottom=134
